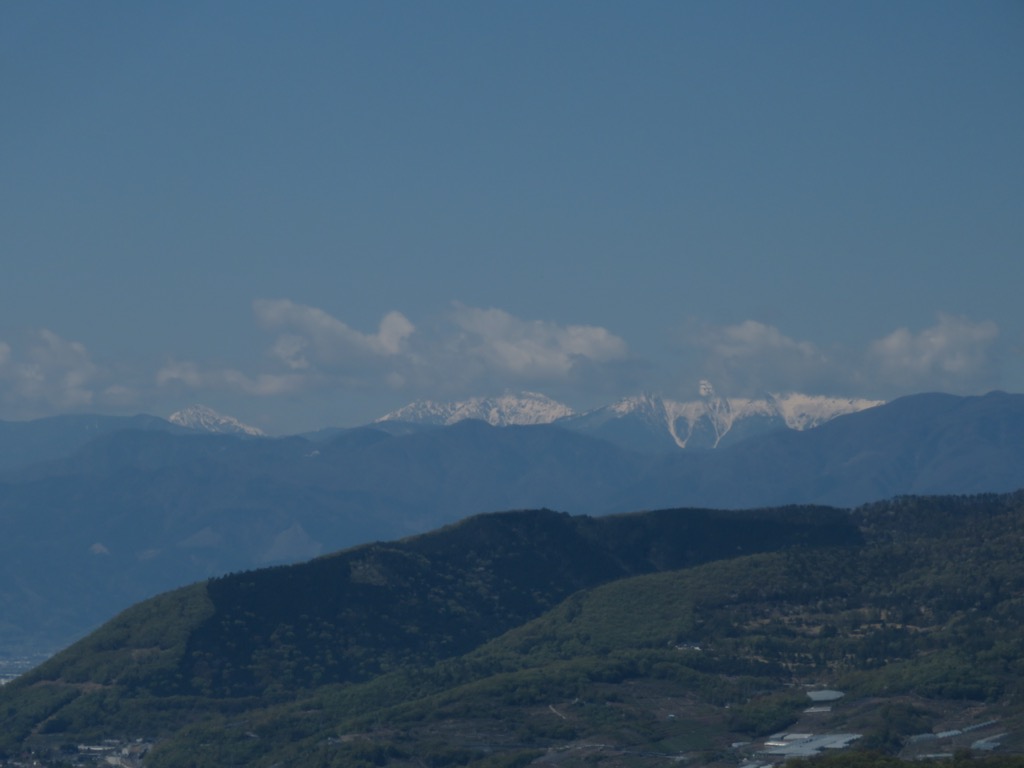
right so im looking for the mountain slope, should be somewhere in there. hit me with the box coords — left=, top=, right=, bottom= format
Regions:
left=0, top=391, right=1022, bottom=656
left=0, top=504, right=857, bottom=752
left=375, top=391, right=574, bottom=427
left=561, top=384, right=883, bottom=452
left=2, top=493, right=1023, bottom=767
left=378, top=383, right=884, bottom=453
left=167, top=404, right=264, bottom=436
left=0, top=413, right=184, bottom=474
left=622, top=390, right=1024, bottom=510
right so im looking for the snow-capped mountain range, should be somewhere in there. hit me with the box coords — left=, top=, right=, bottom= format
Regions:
left=170, top=384, right=883, bottom=451
left=375, top=392, right=575, bottom=427
left=376, top=382, right=884, bottom=452
left=168, top=404, right=265, bottom=436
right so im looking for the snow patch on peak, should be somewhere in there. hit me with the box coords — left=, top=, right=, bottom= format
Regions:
left=663, top=384, right=768, bottom=448
left=609, top=393, right=665, bottom=418
left=769, top=393, right=885, bottom=431
left=168, top=405, right=265, bottom=436
left=376, top=392, right=574, bottom=427
left=583, top=383, right=884, bottom=449
left=372, top=384, right=885, bottom=451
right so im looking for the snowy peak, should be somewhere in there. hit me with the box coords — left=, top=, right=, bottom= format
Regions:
left=168, top=405, right=265, bottom=436
left=666, top=383, right=788, bottom=448
left=373, top=385, right=884, bottom=452
left=573, top=388, right=770, bottom=449
left=769, top=392, right=885, bottom=431
left=673, top=387, right=882, bottom=448
left=566, top=394, right=683, bottom=453
left=608, top=393, right=669, bottom=421
left=376, top=392, right=575, bottom=427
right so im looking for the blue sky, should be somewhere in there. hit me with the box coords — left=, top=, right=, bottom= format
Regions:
left=2, top=1, right=1022, bottom=433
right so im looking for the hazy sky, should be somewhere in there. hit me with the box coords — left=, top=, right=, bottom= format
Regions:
left=3, top=2, right=1022, bottom=433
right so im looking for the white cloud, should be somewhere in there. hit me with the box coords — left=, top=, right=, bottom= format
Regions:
left=250, top=300, right=630, bottom=392
left=684, top=315, right=1003, bottom=398
left=156, top=360, right=305, bottom=397
left=253, top=299, right=415, bottom=369
left=448, top=304, right=628, bottom=379
left=867, top=314, right=999, bottom=391
left=685, top=320, right=835, bottom=394
left=3, top=306, right=1006, bottom=428
left=155, top=302, right=632, bottom=405
left=700, top=320, right=820, bottom=362
left=102, top=384, right=139, bottom=406
left=0, top=330, right=99, bottom=413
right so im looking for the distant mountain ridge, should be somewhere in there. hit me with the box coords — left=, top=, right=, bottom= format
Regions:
left=169, top=387, right=883, bottom=450
left=375, top=391, right=573, bottom=427
left=0, top=390, right=1020, bottom=656
left=168, top=404, right=264, bottom=436
left=0, top=413, right=186, bottom=474
left=376, top=382, right=884, bottom=452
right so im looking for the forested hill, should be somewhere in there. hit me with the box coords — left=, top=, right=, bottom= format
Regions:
left=6, top=505, right=856, bottom=698
left=3, top=493, right=1024, bottom=767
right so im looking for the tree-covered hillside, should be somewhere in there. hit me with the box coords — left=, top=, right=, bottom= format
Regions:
left=1, top=493, right=1023, bottom=766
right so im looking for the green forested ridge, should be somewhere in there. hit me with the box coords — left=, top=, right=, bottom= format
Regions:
left=1, top=493, right=1023, bottom=767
